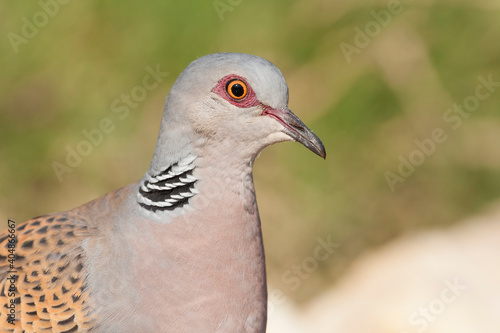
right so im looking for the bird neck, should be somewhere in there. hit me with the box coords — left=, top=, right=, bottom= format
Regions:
left=137, top=135, right=259, bottom=219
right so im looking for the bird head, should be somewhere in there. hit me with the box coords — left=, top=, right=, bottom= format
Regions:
left=151, top=53, right=325, bottom=170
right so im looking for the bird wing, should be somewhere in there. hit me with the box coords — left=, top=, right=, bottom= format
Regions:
left=0, top=213, right=97, bottom=332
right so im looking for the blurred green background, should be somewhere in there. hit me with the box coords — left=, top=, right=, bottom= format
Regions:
left=1, top=0, right=500, bottom=304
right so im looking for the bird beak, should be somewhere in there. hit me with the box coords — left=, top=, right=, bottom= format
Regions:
left=262, top=107, right=326, bottom=159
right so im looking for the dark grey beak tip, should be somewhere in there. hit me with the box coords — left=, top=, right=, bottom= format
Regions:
left=317, top=144, right=327, bottom=159
left=303, top=133, right=326, bottom=159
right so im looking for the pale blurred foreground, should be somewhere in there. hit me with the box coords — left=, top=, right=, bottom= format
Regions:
left=268, top=203, right=500, bottom=333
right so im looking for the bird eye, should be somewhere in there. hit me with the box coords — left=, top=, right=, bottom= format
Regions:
left=226, top=79, right=247, bottom=100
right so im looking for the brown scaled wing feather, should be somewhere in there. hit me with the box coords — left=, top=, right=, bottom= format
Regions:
left=0, top=214, right=96, bottom=332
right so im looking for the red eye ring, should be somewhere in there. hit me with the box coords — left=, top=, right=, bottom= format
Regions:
left=226, top=79, right=248, bottom=100
left=212, top=74, right=259, bottom=108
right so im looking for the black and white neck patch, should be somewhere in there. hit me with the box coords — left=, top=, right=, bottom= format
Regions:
left=137, top=154, right=198, bottom=212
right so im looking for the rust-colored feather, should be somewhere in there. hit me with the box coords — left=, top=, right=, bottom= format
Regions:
left=0, top=214, right=97, bottom=332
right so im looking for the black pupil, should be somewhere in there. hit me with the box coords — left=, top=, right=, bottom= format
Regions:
left=230, top=83, right=244, bottom=97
